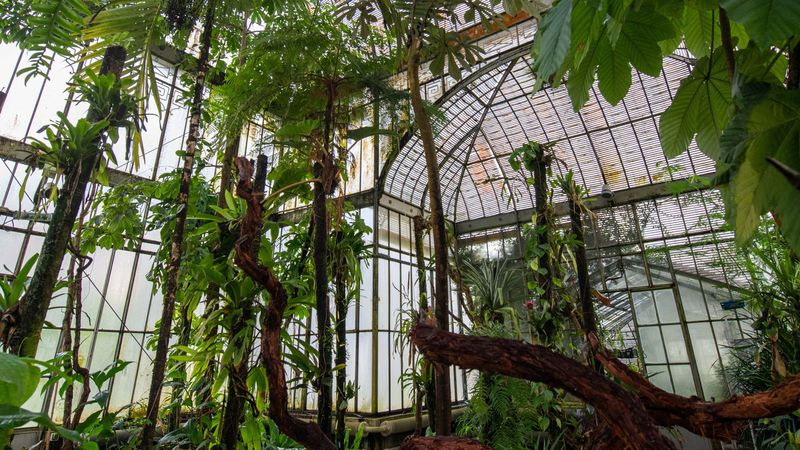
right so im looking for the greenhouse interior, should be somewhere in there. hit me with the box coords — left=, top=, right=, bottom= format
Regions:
left=1, top=0, right=800, bottom=449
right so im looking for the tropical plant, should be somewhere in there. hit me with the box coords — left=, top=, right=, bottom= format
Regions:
left=529, top=0, right=800, bottom=257
left=723, top=218, right=800, bottom=448
left=457, top=322, right=578, bottom=449
left=0, top=351, right=133, bottom=450
left=215, top=5, right=394, bottom=438
left=3, top=47, right=131, bottom=359
left=461, top=258, right=523, bottom=329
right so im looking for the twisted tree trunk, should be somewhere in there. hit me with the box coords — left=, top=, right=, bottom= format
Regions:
left=140, top=1, right=216, bottom=447
left=220, top=154, right=266, bottom=449
left=233, top=157, right=335, bottom=450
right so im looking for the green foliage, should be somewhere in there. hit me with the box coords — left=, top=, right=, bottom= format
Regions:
left=15, top=0, right=89, bottom=81
left=0, top=352, right=40, bottom=408
left=457, top=323, right=577, bottom=449
left=719, top=0, right=800, bottom=47
left=0, top=354, right=133, bottom=448
left=722, top=219, right=800, bottom=447
left=659, top=48, right=731, bottom=159
left=531, top=0, right=800, bottom=257
left=461, top=258, right=523, bottom=329
left=0, top=254, right=38, bottom=312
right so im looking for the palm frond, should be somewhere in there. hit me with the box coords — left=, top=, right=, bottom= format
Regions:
left=17, top=0, right=89, bottom=81
left=82, top=0, right=166, bottom=168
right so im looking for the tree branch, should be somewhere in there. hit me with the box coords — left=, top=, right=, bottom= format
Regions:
left=410, top=323, right=676, bottom=449
left=400, top=436, right=495, bottom=449
left=588, top=333, right=800, bottom=440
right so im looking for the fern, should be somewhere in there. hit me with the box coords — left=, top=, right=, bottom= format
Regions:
left=17, top=0, right=89, bottom=81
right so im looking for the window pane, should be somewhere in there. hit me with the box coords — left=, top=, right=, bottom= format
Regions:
left=639, top=326, right=666, bottom=364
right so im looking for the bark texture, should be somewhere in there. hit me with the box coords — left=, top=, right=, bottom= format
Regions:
left=5, top=46, right=126, bottom=358
left=333, top=231, right=347, bottom=448
left=312, top=82, right=338, bottom=438
left=408, top=33, right=451, bottom=436
left=233, top=157, right=336, bottom=450
left=588, top=333, right=800, bottom=440
left=412, top=215, right=436, bottom=434
left=532, top=149, right=551, bottom=310
left=400, top=436, right=494, bottom=449
left=410, top=323, right=676, bottom=450
left=567, top=195, right=601, bottom=372
left=220, top=154, right=267, bottom=448
left=140, top=2, right=216, bottom=447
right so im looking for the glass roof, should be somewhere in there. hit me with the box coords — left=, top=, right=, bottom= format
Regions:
left=382, top=42, right=714, bottom=223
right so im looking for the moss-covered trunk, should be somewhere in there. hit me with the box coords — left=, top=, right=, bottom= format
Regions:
left=140, top=1, right=216, bottom=446
left=7, top=46, right=126, bottom=358
left=408, top=34, right=451, bottom=435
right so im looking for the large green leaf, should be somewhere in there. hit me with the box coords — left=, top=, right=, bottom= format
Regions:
left=615, top=6, right=674, bottom=77
left=531, top=0, right=572, bottom=81
left=569, top=0, right=604, bottom=69
left=0, top=353, right=40, bottom=408
left=731, top=89, right=800, bottom=250
left=0, top=404, right=82, bottom=442
left=596, top=36, right=631, bottom=105
left=720, top=0, right=800, bottom=47
left=683, top=6, right=720, bottom=58
left=659, top=50, right=731, bottom=159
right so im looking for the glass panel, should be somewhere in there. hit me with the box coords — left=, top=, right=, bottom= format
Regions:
left=677, top=278, right=709, bottom=321
left=645, top=364, right=673, bottom=393
left=126, top=255, right=155, bottom=332
left=662, top=324, right=689, bottom=363
left=100, top=251, right=136, bottom=330
left=653, top=289, right=679, bottom=324
left=377, top=332, right=389, bottom=411
left=688, top=323, right=728, bottom=401
left=638, top=326, right=666, bottom=364
left=357, top=332, right=372, bottom=413
left=669, top=364, right=697, bottom=397
left=632, top=291, right=658, bottom=325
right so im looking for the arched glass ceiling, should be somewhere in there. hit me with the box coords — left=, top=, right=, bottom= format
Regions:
left=382, top=43, right=715, bottom=224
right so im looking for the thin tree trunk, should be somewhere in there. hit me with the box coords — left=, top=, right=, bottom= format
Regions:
left=567, top=192, right=600, bottom=372
left=6, top=46, right=126, bottom=358
left=220, top=154, right=266, bottom=449
left=412, top=215, right=435, bottom=434
left=532, top=149, right=551, bottom=317
left=168, top=302, right=192, bottom=431
left=64, top=253, right=90, bottom=449
left=60, top=204, right=93, bottom=450
left=407, top=34, right=451, bottom=435
left=140, top=1, right=216, bottom=446
left=333, top=232, right=347, bottom=448
left=313, top=83, right=337, bottom=438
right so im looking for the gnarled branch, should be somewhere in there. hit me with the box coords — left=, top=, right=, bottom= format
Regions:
left=400, top=436, right=495, bottom=449
left=588, top=333, right=800, bottom=440
left=233, top=157, right=336, bottom=450
left=410, top=322, right=676, bottom=450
